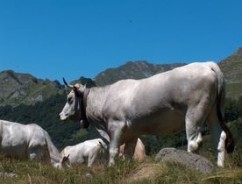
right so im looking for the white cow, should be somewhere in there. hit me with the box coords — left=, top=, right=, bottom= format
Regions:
left=61, top=138, right=107, bottom=167
left=0, top=120, right=64, bottom=168
left=59, top=62, right=234, bottom=167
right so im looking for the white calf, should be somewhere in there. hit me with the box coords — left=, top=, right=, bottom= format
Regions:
left=61, top=138, right=107, bottom=167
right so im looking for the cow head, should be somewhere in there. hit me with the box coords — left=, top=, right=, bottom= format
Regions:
left=52, top=153, right=70, bottom=169
left=61, top=154, right=71, bottom=168
left=59, top=78, right=90, bottom=128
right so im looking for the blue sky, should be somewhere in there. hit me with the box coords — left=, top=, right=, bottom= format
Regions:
left=1, top=0, right=242, bottom=82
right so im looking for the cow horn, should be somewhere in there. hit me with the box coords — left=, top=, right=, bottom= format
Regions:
left=63, top=78, right=73, bottom=88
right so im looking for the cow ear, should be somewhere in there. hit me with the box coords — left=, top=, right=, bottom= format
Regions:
left=73, top=86, right=83, bottom=97
left=62, top=154, right=70, bottom=163
left=77, top=83, right=86, bottom=93
left=73, top=83, right=86, bottom=97
left=73, top=85, right=78, bottom=92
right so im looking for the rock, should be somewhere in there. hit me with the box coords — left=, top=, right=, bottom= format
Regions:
left=155, top=148, right=215, bottom=174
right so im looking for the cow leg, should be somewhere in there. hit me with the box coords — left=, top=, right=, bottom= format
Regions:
left=108, top=120, right=125, bottom=166
left=78, top=156, right=85, bottom=165
left=87, top=152, right=98, bottom=167
left=207, top=107, right=226, bottom=167
left=185, top=107, right=205, bottom=153
left=28, top=146, right=42, bottom=160
left=28, top=144, right=50, bottom=163
left=29, top=151, right=37, bottom=160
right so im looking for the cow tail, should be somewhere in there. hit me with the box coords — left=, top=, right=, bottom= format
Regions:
left=44, top=131, right=61, bottom=162
left=215, top=66, right=234, bottom=154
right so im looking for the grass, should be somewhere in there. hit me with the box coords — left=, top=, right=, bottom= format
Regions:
left=1, top=151, right=242, bottom=184
left=203, top=169, right=242, bottom=184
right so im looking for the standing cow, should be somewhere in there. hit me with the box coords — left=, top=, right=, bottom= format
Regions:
left=59, top=62, right=234, bottom=167
left=0, top=120, right=64, bottom=168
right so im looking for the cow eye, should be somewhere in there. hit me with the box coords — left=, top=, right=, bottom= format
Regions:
left=67, top=97, right=73, bottom=104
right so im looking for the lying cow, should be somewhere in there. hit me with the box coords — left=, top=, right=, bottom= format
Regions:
left=59, top=62, right=234, bottom=167
left=61, top=138, right=145, bottom=167
left=61, top=138, right=107, bottom=167
left=119, top=138, right=146, bottom=161
left=0, top=120, right=64, bottom=168
left=61, top=138, right=146, bottom=167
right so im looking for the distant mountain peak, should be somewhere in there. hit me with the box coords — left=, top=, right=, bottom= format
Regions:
left=94, top=60, right=186, bottom=86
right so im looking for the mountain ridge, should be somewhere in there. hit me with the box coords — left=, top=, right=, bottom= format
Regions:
left=94, top=60, right=186, bottom=86
left=1, top=47, right=242, bottom=106
left=219, top=47, right=242, bottom=98
left=0, top=70, right=63, bottom=106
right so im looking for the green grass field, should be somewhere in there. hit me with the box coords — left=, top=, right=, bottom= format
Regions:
left=1, top=151, right=242, bottom=184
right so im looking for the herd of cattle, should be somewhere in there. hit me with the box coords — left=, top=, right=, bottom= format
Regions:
left=0, top=120, right=146, bottom=169
left=0, top=62, right=235, bottom=169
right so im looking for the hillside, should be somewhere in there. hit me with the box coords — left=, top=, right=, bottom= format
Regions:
left=219, top=48, right=242, bottom=99
left=0, top=70, right=64, bottom=106
left=219, top=48, right=242, bottom=83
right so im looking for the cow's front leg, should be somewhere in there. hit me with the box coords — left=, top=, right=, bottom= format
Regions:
left=108, top=120, right=125, bottom=166
left=87, top=152, right=98, bottom=167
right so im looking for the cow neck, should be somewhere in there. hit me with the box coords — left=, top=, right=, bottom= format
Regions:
left=79, top=88, right=90, bottom=121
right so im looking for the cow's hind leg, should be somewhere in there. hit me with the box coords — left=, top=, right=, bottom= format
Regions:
left=28, top=145, right=49, bottom=162
left=185, top=107, right=206, bottom=153
left=207, top=107, right=226, bottom=167
left=28, top=140, right=50, bottom=163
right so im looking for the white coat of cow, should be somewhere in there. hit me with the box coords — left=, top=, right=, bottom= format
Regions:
left=59, top=62, right=234, bottom=167
left=0, top=120, right=64, bottom=168
left=61, top=138, right=107, bottom=167
left=61, top=138, right=145, bottom=167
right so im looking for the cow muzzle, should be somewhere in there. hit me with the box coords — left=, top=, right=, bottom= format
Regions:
left=59, top=112, right=68, bottom=121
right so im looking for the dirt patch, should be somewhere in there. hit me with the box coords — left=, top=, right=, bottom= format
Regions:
left=126, top=163, right=163, bottom=183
